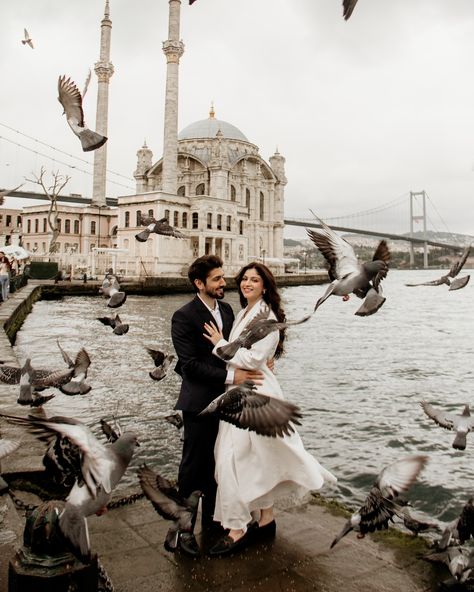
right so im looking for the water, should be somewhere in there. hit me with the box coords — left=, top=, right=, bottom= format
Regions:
left=8, top=270, right=474, bottom=521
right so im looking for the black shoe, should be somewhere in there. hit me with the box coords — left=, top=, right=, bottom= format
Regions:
left=252, top=520, right=276, bottom=540
left=178, top=532, right=200, bottom=558
left=208, top=523, right=257, bottom=557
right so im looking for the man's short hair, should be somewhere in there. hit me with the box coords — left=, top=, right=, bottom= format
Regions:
left=188, top=255, right=223, bottom=291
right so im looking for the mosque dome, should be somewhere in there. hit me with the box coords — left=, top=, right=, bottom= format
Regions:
left=178, top=107, right=249, bottom=142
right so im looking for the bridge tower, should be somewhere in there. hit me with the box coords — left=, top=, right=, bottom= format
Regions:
left=409, top=190, right=428, bottom=268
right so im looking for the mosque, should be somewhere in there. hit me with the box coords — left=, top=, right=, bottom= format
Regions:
left=17, top=1, right=287, bottom=277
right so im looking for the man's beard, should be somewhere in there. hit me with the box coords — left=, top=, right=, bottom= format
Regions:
left=205, top=287, right=224, bottom=300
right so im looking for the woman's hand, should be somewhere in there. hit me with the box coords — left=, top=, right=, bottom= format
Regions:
left=203, top=321, right=224, bottom=346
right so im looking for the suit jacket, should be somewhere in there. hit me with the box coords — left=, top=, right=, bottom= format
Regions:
left=171, top=296, right=234, bottom=413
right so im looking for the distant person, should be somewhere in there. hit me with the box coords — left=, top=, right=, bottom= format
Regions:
left=0, top=253, right=11, bottom=302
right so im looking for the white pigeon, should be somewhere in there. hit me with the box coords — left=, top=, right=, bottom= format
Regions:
left=0, top=184, right=23, bottom=206
left=57, top=75, right=107, bottom=152
left=21, top=28, right=34, bottom=49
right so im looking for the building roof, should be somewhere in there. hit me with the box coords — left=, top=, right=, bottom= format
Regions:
left=178, top=116, right=249, bottom=142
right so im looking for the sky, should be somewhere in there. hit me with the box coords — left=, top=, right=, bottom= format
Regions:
left=1, top=0, right=474, bottom=239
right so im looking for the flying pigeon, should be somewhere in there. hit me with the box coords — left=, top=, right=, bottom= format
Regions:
left=0, top=436, right=20, bottom=492
left=0, top=184, right=24, bottom=206
left=438, top=499, right=474, bottom=550
left=330, top=455, right=428, bottom=548
left=57, top=75, right=107, bottom=152
left=21, top=28, right=34, bottom=48
left=343, top=0, right=359, bottom=20
left=135, top=215, right=186, bottom=243
left=97, top=313, right=129, bottom=335
left=0, top=412, right=139, bottom=560
left=405, top=245, right=471, bottom=291
left=100, top=273, right=126, bottom=308
left=0, top=358, right=64, bottom=406
left=420, top=401, right=474, bottom=451
left=164, top=413, right=183, bottom=430
left=138, top=464, right=201, bottom=552
left=307, top=214, right=390, bottom=316
left=213, top=306, right=312, bottom=361
left=145, top=347, right=175, bottom=381
left=43, top=434, right=82, bottom=490
left=99, top=418, right=122, bottom=443
left=56, top=341, right=91, bottom=396
left=199, top=380, right=302, bottom=438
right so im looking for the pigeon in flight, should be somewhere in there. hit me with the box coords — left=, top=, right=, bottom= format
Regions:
left=100, top=273, right=126, bottom=308
left=405, top=245, right=471, bottom=291
left=21, top=28, right=34, bottom=48
left=307, top=214, right=390, bottom=316
left=56, top=341, right=91, bottom=396
left=100, top=418, right=122, bottom=443
left=343, top=0, right=359, bottom=20
left=0, top=184, right=24, bottom=206
left=330, top=455, right=428, bottom=548
left=145, top=347, right=175, bottom=381
left=135, top=215, right=186, bottom=243
left=437, top=498, right=474, bottom=550
left=164, top=413, right=183, bottom=430
left=138, top=464, right=201, bottom=552
left=420, top=401, right=474, bottom=451
left=57, top=75, right=107, bottom=152
left=200, top=380, right=302, bottom=438
left=97, top=313, right=129, bottom=335
left=214, top=306, right=312, bottom=361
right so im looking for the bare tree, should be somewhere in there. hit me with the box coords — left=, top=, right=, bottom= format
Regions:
left=25, top=167, right=70, bottom=254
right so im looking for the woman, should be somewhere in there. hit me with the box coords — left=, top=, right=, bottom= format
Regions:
left=203, top=262, right=336, bottom=556
left=0, top=253, right=11, bottom=302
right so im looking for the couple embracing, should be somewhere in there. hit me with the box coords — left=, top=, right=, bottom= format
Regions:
left=171, top=255, right=336, bottom=557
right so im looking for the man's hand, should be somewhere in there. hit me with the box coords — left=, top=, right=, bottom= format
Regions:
left=233, top=368, right=264, bottom=385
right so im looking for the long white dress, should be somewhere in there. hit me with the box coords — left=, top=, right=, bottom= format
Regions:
left=212, top=298, right=337, bottom=530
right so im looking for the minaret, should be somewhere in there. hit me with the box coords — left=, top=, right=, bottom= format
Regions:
left=92, top=0, right=114, bottom=206
left=161, top=0, right=185, bottom=194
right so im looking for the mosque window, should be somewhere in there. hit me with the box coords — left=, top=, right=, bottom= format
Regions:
left=125, top=211, right=130, bottom=227
left=164, top=209, right=170, bottom=221
left=6, top=215, right=11, bottom=227
left=196, top=183, right=205, bottom=196
left=217, top=214, right=222, bottom=230
left=35, top=219, right=39, bottom=233
left=27, top=220, right=31, bottom=233
left=57, top=219, right=62, bottom=232
left=74, top=220, right=80, bottom=234
left=239, top=220, right=243, bottom=235
left=230, top=185, right=236, bottom=201
left=91, top=221, right=96, bottom=235
left=148, top=209, right=154, bottom=218
left=177, top=185, right=186, bottom=197
left=174, top=211, right=179, bottom=227
left=42, top=243, right=46, bottom=252
left=136, top=210, right=142, bottom=226
left=226, top=216, right=231, bottom=231
left=207, top=213, right=212, bottom=229
left=260, top=192, right=264, bottom=220
left=192, top=212, right=199, bottom=229
left=65, top=220, right=71, bottom=234
left=182, top=212, right=188, bottom=228
left=26, top=243, right=30, bottom=250
left=17, top=216, right=22, bottom=226
left=43, top=218, right=47, bottom=232
left=246, top=188, right=250, bottom=208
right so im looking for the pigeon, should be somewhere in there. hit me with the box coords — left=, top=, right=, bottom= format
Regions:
left=100, top=274, right=127, bottom=308
left=164, top=413, right=183, bottom=430
left=330, top=455, right=428, bottom=548
left=398, top=508, right=441, bottom=536
left=420, top=401, right=474, bottom=451
left=99, top=418, right=121, bottom=443
left=12, top=358, right=58, bottom=406
left=138, top=464, right=201, bottom=552
left=145, top=347, right=175, bottom=381
left=57, top=75, right=107, bottom=152
left=438, top=499, right=474, bottom=550
left=199, top=380, right=302, bottom=438
left=0, top=412, right=139, bottom=560
left=343, top=0, right=359, bottom=20
left=43, top=434, right=82, bottom=490
left=215, top=305, right=312, bottom=361
left=307, top=214, right=390, bottom=316
left=0, top=184, right=24, bottom=206
left=0, top=436, right=20, bottom=493
left=97, top=313, right=129, bottom=335
left=424, top=546, right=474, bottom=583
left=405, top=245, right=471, bottom=291
left=56, top=341, right=91, bottom=396
left=135, top=216, right=186, bottom=243
left=21, top=28, right=34, bottom=48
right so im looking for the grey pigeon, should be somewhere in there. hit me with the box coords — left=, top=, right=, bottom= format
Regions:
left=199, top=380, right=302, bottom=438
left=406, top=245, right=471, bottom=291
left=135, top=215, right=186, bottom=243
left=307, top=214, right=390, bottom=316
left=57, top=341, right=91, bottom=395
left=97, top=313, right=129, bottom=335
left=138, top=464, right=200, bottom=552
left=424, top=546, right=474, bottom=583
left=100, top=273, right=126, bottom=308
left=343, top=0, right=358, bottom=20
left=16, top=358, right=55, bottom=406
left=330, top=455, right=428, bottom=548
left=145, top=347, right=175, bottom=381
left=216, top=305, right=311, bottom=361
left=438, top=499, right=474, bottom=550
left=21, top=28, right=34, bottom=48
left=0, top=184, right=24, bottom=206
left=0, top=412, right=139, bottom=560
left=420, top=401, right=474, bottom=451
left=164, top=413, right=183, bottom=430
left=57, top=75, right=107, bottom=152
left=398, top=507, right=441, bottom=536
left=0, top=436, right=20, bottom=492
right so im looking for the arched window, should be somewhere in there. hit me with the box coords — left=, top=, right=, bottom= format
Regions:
left=177, top=185, right=186, bottom=196
left=125, top=212, right=130, bottom=227
left=207, top=213, right=212, bottom=229
left=16, top=215, right=22, bottom=227
left=182, top=212, right=188, bottom=228
left=226, top=215, right=231, bottom=231
left=34, top=219, right=39, bottom=233
left=239, top=220, right=243, bottom=235
left=174, top=211, right=179, bottom=227
left=164, top=209, right=170, bottom=221
left=74, top=220, right=79, bottom=234
left=192, top=212, right=199, bottom=229
left=246, top=188, right=250, bottom=208
left=196, top=183, right=205, bottom=195
left=259, top=192, right=264, bottom=220
left=148, top=209, right=154, bottom=219
left=27, top=220, right=31, bottom=233
left=217, top=214, right=222, bottom=230
left=230, top=185, right=236, bottom=201
left=65, top=219, right=71, bottom=234
left=90, top=221, right=96, bottom=235
left=136, top=210, right=142, bottom=226
left=43, top=218, right=47, bottom=232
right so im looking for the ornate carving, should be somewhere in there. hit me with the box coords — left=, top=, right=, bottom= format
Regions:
left=162, top=40, right=184, bottom=63
left=94, top=61, right=114, bottom=82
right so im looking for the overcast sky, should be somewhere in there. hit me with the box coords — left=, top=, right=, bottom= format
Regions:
left=1, top=0, right=474, bottom=238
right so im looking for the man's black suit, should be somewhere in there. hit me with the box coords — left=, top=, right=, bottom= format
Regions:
left=171, top=295, right=234, bottom=522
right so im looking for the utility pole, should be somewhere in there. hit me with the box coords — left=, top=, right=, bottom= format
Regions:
left=409, top=191, right=428, bottom=268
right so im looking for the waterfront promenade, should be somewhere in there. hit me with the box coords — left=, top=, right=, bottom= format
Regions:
left=0, top=281, right=443, bottom=591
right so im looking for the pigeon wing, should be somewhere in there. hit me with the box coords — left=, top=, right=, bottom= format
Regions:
left=57, top=340, right=74, bottom=368
left=358, top=489, right=398, bottom=534
left=0, top=438, right=20, bottom=460
left=448, top=245, right=471, bottom=278
left=420, top=401, right=455, bottom=430
left=307, top=225, right=359, bottom=281
left=146, top=347, right=166, bottom=367
left=0, top=365, right=21, bottom=384
left=140, top=214, right=157, bottom=226
left=376, top=454, right=428, bottom=500
left=33, top=367, right=74, bottom=388
left=138, top=465, right=188, bottom=523
left=342, top=0, right=359, bottom=20
left=97, top=316, right=116, bottom=328
left=153, top=219, right=186, bottom=238
left=371, top=240, right=390, bottom=290
left=405, top=277, right=447, bottom=287
left=58, top=76, right=84, bottom=127
left=73, top=348, right=91, bottom=378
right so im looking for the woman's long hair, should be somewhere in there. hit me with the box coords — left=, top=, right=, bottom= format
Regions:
left=235, top=262, right=286, bottom=358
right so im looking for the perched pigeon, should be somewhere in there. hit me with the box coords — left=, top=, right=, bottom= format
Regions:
left=0, top=412, right=139, bottom=560
left=424, top=546, right=474, bottom=583
left=0, top=184, right=24, bottom=206
left=0, top=436, right=20, bottom=492
left=135, top=216, right=186, bottom=243
left=199, top=380, right=302, bottom=438
left=100, top=418, right=121, bottom=443
left=307, top=214, right=390, bottom=316
left=145, top=347, right=175, bottom=381
left=138, top=464, right=200, bottom=552
left=438, top=499, right=474, bottom=550
left=100, top=274, right=126, bottom=308
left=97, top=314, right=129, bottom=335
left=405, top=245, right=471, bottom=291
left=215, top=306, right=311, bottom=361
left=164, top=413, right=183, bottom=430
left=57, top=75, right=107, bottom=152
left=420, top=401, right=474, bottom=451
left=57, top=341, right=91, bottom=396
left=343, top=0, right=359, bottom=20
left=330, top=455, right=428, bottom=548
left=21, top=28, right=34, bottom=48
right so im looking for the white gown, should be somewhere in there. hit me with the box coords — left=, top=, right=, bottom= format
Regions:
left=212, top=298, right=337, bottom=530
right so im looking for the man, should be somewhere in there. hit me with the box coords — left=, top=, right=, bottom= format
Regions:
left=171, top=255, right=262, bottom=556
